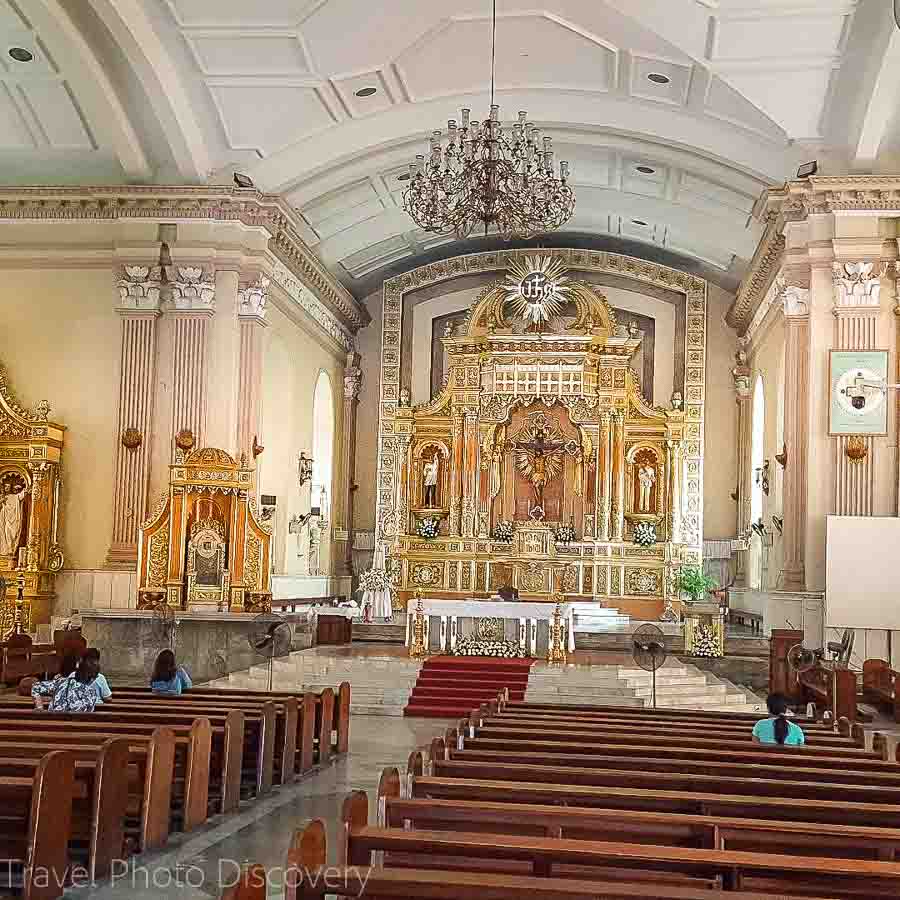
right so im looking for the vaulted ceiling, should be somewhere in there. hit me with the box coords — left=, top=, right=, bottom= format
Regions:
left=0, top=0, right=892, bottom=294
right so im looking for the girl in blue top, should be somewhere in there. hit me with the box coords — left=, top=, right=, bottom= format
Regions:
left=150, top=649, right=192, bottom=695
left=752, top=692, right=805, bottom=746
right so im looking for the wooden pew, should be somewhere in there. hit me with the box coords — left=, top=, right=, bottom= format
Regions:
left=864, top=658, right=900, bottom=721
left=412, top=771, right=900, bottom=829
left=0, top=750, right=74, bottom=900
left=471, top=710, right=855, bottom=746
left=430, top=755, right=900, bottom=806
left=285, top=818, right=839, bottom=900
left=499, top=702, right=831, bottom=731
left=1, top=634, right=58, bottom=685
left=334, top=790, right=900, bottom=898
left=0, top=713, right=219, bottom=827
left=464, top=721, right=875, bottom=760
left=0, top=699, right=257, bottom=805
left=454, top=731, right=896, bottom=769
left=0, top=727, right=175, bottom=855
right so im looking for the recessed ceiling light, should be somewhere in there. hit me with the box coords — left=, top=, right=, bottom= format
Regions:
left=397, top=173, right=410, bottom=181
left=647, top=72, right=670, bottom=85
left=631, top=219, right=649, bottom=226
left=635, top=165, right=655, bottom=175
left=9, top=47, right=33, bottom=63
left=355, top=86, right=377, bottom=98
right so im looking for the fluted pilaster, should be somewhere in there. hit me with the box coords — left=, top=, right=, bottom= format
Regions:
left=107, top=292, right=161, bottom=568
left=781, top=286, right=810, bottom=590
left=611, top=411, right=625, bottom=541
left=333, top=352, right=361, bottom=576
left=598, top=412, right=611, bottom=541
left=170, top=311, right=212, bottom=450
left=235, top=276, right=270, bottom=463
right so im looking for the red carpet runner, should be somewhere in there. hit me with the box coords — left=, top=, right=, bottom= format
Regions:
left=404, top=655, right=535, bottom=718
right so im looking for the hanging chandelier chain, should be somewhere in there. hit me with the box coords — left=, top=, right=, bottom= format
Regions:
left=490, top=0, right=497, bottom=108
left=400, top=0, right=575, bottom=240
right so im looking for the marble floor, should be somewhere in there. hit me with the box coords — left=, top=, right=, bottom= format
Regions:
left=65, top=714, right=451, bottom=900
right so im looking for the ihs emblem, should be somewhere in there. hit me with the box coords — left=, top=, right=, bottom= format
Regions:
left=504, top=256, right=573, bottom=328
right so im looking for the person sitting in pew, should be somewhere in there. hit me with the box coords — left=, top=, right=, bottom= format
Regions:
left=31, top=654, right=101, bottom=712
left=753, top=692, right=805, bottom=746
left=150, top=649, right=192, bottom=695
left=77, top=647, right=112, bottom=704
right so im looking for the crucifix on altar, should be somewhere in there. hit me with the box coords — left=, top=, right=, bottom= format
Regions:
left=513, top=422, right=567, bottom=518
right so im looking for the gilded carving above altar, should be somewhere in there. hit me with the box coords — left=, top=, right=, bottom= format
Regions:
left=376, top=250, right=707, bottom=615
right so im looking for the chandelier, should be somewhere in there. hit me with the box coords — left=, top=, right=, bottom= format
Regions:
left=401, top=1, right=575, bottom=240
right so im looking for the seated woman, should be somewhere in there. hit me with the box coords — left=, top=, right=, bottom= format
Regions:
left=752, top=692, right=805, bottom=746
left=79, top=647, right=112, bottom=704
left=150, top=649, right=192, bottom=695
left=32, top=655, right=100, bottom=712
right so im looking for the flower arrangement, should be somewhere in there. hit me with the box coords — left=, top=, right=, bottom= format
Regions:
left=358, top=567, right=392, bottom=593
left=555, top=522, right=577, bottom=544
left=453, top=637, right=527, bottom=658
left=491, top=520, right=515, bottom=543
left=417, top=516, right=440, bottom=539
left=691, top=623, right=722, bottom=658
left=674, top=565, right=717, bottom=602
left=633, top=522, right=657, bottom=546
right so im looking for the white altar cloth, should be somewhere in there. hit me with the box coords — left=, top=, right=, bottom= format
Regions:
left=405, top=598, right=575, bottom=655
left=310, top=605, right=361, bottom=621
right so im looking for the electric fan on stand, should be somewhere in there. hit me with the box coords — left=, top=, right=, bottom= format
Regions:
left=632, top=623, right=668, bottom=709
left=245, top=614, right=293, bottom=691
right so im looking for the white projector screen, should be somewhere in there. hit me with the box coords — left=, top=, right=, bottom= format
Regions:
left=826, top=515, right=900, bottom=629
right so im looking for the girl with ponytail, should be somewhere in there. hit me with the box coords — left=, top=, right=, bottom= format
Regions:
left=752, top=692, right=805, bottom=746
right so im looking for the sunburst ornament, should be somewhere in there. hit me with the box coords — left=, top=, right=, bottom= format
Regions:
left=504, top=256, right=572, bottom=328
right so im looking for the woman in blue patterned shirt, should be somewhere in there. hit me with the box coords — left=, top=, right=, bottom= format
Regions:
left=32, top=655, right=101, bottom=712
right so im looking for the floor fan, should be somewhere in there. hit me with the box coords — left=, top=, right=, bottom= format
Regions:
left=632, top=623, right=667, bottom=709
left=245, top=614, right=293, bottom=691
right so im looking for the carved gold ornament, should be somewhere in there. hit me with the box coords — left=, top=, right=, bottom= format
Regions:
left=503, top=255, right=572, bottom=328
left=846, top=435, right=868, bottom=463
left=176, top=429, right=196, bottom=452
left=122, top=428, right=143, bottom=450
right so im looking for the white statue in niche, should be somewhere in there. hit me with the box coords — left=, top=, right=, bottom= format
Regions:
left=422, top=455, right=439, bottom=508
left=0, top=473, right=26, bottom=557
left=638, top=465, right=656, bottom=513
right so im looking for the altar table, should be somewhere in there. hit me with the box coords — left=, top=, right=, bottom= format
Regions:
left=405, top=598, right=575, bottom=656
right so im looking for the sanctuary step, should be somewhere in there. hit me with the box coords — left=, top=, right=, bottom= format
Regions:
left=204, top=647, right=424, bottom=716
left=352, top=622, right=406, bottom=644
left=526, top=661, right=766, bottom=713
left=404, top=656, right=535, bottom=719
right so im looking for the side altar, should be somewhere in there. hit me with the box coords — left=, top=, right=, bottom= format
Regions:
left=135, top=445, right=272, bottom=612
left=379, top=254, right=703, bottom=619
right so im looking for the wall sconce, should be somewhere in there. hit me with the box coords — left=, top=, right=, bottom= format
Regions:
left=772, top=515, right=784, bottom=535
left=775, top=443, right=787, bottom=469
left=754, top=460, right=770, bottom=496
left=751, top=518, right=767, bottom=538
left=297, top=452, right=314, bottom=487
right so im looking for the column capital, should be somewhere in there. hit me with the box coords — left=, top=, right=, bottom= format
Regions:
left=781, top=284, right=809, bottom=318
left=116, top=264, right=162, bottom=313
left=169, top=266, right=216, bottom=312
left=832, top=260, right=882, bottom=308
left=238, top=274, right=270, bottom=322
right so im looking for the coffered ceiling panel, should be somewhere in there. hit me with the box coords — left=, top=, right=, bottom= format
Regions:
left=396, top=15, right=617, bottom=101
left=186, top=33, right=311, bottom=77
left=209, top=84, right=333, bottom=155
left=19, top=81, right=94, bottom=148
left=0, top=83, right=34, bottom=147
left=165, top=0, right=309, bottom=28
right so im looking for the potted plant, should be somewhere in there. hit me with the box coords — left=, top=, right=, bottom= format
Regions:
left=674, top=565, right=717, bottom=603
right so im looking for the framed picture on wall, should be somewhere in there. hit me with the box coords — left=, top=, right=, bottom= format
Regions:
left=829, top=349, right=890, bottom=435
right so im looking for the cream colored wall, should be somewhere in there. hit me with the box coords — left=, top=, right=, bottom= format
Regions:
left=257, top=300, right=344, bottom=577
left=0, top=268, right=119, bottom=570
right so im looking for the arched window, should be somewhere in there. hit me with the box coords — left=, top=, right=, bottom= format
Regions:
left=311, top=372, right=334, bottom=522
left=750, top=374, right=765, bottom=527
